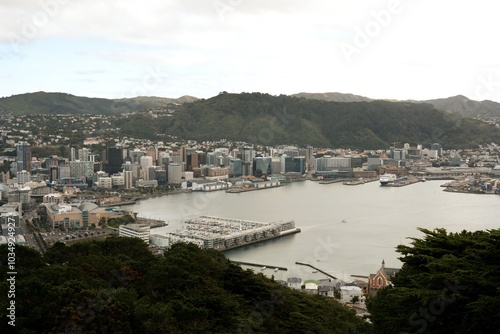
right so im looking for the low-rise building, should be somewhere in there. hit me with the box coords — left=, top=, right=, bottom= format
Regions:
left=287, top=277, right=302, bottom=290
left=119, top=224, right=150, bottom=244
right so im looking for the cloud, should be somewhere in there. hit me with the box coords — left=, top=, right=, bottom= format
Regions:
left=1, top=0, right=499, bottom=101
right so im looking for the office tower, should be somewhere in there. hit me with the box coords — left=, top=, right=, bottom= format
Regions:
left=70, top=160, right=94, bottom=178
left=16, top=142, right=32, bottom=173
left=104, top=147, right=124, bottom=175
left=140, top=156, right=153, bottom=172
left=167, top=163, right=182, bottom=184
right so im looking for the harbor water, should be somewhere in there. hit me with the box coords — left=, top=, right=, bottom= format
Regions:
left=128, top=180, right=500, bottom=280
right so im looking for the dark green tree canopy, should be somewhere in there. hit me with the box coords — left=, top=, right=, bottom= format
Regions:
left=367, top=228, right=500, bottom=334
left=0, top=238, right=372, bottom=334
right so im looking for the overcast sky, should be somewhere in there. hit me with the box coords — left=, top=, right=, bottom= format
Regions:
left=1, top=0, right=499, bottom=102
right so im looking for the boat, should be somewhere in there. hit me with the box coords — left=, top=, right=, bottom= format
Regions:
left=261, top=266, right=266, bottom=271
left=379, top=174, right=397, bottom=185
left=341, top=219, right=347, bottom=223
left=274, top=268, right=279, bottom=272
left=312, top=270, right=318, bottom=273
left=421, top=177, right=427, bottom=182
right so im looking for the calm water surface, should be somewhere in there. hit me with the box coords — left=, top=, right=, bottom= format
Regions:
left=128, top=180, right=500, bottom=280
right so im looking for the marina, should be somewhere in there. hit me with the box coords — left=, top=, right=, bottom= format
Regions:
left=164, top=215, right=300, bottom=251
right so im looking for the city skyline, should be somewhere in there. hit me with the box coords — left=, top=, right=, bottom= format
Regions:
left=1, top=1, right=500, bottom=103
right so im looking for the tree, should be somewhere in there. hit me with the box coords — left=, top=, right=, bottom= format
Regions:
left=367, top=228, right=500, bottom=334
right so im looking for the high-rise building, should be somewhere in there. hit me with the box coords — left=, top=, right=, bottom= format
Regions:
left=16, top=170, right=31, bottom=184
left=187, top=153, right=199, bottom=171
left=124, top=170, right=134, bottom=189
left=293, top=157, right=306, bottom=174
left=170, top=152, right=181, bottom=164
left=58, top=166, right=70, bottom=179
left=281, top=155, right=295, bottom=173
left=104, top=147, right=124, bottom=175
left=228, top=158, right=242, bottom=177
left=16, top=142, right=31, bottom=173
left=241, top=147, right=255, bottom=163
left=129, top=149, right=146, bottom=164
left=253, top=157, right=272, bottom=177
left=305, top=146, right=314, bottom=171
left=70, top=160, right=94, bottom=179
left=78, top=148, right=93, bottom=162
left=140, top=156, right=153, bottom=172
left=146, top=148, right=157, bottom=164
left=167, top=163, right=182, bottom=184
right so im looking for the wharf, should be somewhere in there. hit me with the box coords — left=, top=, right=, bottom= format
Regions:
left=226, top=184, right=283, bottom=193
left=99, top=200, right=137, bottom=207
left=137, top=217, right=167, bottom=228
left=295, top=261, right=337, bottom=279
left=343, top=178, right=378, bottom=186
left=230, top=260, right=287, bottom=271
left=319, top=178, right=350, bottom=185
left=221, top=227, right=301, bottom=251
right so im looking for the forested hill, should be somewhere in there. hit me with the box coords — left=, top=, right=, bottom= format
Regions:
left=164, top=92, right=500, bottom=149
left=0, top=239, right=372, bottom=334
left=0, top=92, right=197, bottom=115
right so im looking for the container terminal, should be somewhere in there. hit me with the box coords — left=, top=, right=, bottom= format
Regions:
left=165, top=215, right=300, bottom=251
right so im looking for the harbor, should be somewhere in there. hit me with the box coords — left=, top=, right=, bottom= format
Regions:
left=164, top=215, right=300, bottom=251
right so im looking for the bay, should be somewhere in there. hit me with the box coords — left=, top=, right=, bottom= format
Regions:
left=128, top=180, right=500, bottom=281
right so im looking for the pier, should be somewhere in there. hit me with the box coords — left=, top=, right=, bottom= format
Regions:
left=295, top=262, right=337, bottom=279
left=230, top=260, right=287, bottom=271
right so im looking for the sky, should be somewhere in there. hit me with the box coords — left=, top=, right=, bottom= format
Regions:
left=1, top=0, right=500, bottom=102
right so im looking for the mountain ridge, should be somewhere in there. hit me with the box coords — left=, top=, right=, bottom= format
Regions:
left=0, top=91, right=198, bottom=115
left=295, top=92, right=500, bottom=117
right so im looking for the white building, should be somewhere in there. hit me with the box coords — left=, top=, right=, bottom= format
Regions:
left=340, top=285, right=363, bottom=303
left=149, top=234, right=170, bottom=248
left=97, top=177, right=112, bottom=188
left=168, top=163, right=182, bottom=184
left=43, top=193, right=63, bottom=204
left=119, top=224, right=150, bottom=244
left=16, top=170, right=30, bottom=184
left=287, top=277, right=302, bottom=290
left=111, top=174, right=124, bottom=187
left=140, top=155, right=153, bottom=172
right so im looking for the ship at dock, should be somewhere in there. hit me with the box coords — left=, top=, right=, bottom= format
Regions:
left=379, top=174, right=398, bottom=185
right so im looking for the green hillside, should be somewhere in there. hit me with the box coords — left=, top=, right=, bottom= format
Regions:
left=0, top=92, right=197, bottom=115
left=159, top=93, right=499, bottom=149
left=0, top=239, right=372, bottom=334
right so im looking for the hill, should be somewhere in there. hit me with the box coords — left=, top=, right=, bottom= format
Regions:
left=0, top=239, right=372, bottom=334
left=0, top=92, right=198, bottom=115
left=292, top=92, right=373, bottom=103
left=157, top=92, right=500, bottom=149
left=294, top=92, right=500, bottom=118
left=422, top=95, right=500, bottom=117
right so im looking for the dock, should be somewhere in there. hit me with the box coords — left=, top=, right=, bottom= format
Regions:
left=295, top=262, right=337, bottom=279
left=319, top=178, right=350, bottom=185
left=230, top=260, right=287, bottom=271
